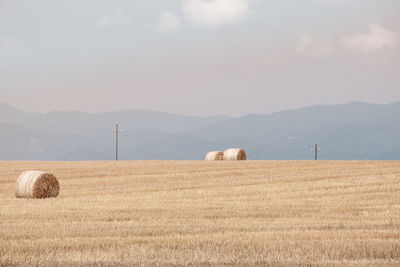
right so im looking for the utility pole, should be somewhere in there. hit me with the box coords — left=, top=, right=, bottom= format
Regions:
left=311, top=141, right=320, bottom=160
left=314, top=141, right=318, bottom=160
left=112, top=121, right=122, bottom=161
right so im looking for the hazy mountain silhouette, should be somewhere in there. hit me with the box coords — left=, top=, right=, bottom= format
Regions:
left=0, top=103, right=230, bottom=133
left=0, top=102, right=399, bottom=160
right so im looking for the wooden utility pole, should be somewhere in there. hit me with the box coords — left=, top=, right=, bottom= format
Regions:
left=112, top=121, right=122, bottom=161
left=314, top=142, right=318, bottom=160
left=311, top=141, right=320, bottom=160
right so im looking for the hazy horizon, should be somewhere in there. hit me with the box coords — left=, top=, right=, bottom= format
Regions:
left=1, top=0, right=399, bottom=116
left=1, top=100, right=400, bottom=118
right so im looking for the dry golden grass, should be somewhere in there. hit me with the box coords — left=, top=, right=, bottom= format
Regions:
left=0, top=161, right=399, bottom=266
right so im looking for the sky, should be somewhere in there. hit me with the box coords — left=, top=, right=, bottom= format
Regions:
left=0, top=0, right=399, bottom=116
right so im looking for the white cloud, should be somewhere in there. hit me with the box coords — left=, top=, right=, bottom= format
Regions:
left=156, top=11, right=183, bottom=33
left=94, top=10, right=131, bottom=28
left=295, top=34, right=338, bottom=58
left=341, top=24, right=397, bottom=52
left=0, top=37, right=19, bottom=49
left=182, top=0, right=249, bottom=28
left=295, top=23, right=397, bottom=58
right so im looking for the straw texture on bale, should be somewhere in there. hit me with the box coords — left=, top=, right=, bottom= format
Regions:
left=223, top=148, right=247, bottom=161
left=15, top=171, right=60, bottom=199
left=205, top=151, right=224, bottom=161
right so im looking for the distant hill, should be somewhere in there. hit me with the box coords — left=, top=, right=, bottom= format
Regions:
left=0, top=103, right=230, bottom=133
left=186, top=102, right=400, bottom=160
left=0, top=102, right=399, bottom=160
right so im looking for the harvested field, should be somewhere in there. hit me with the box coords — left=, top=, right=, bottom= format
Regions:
left=0, top=161, right=399, bottom=266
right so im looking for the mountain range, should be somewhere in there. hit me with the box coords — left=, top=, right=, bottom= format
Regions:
left=1, top=102, right=399, bottom=160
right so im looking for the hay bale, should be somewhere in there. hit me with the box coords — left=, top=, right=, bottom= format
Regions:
left=223, top=148, right=247, bottom=161
left=205, top=151, right=224, bottom=161
left=15, top=171, right=60, bottom=199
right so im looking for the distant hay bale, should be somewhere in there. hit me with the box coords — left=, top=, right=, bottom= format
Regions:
left=205, top=151, right=224, bottom=161
left=15, top=171, right=60, bottom=199
left=223, top=148, right=247, bottom=161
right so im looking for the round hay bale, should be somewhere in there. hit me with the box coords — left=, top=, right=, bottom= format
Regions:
left=15, top=171, right=60, bottom=199
left=223, top=148, right=247, bottom=161
left=205, top=151, right=224, bottom=161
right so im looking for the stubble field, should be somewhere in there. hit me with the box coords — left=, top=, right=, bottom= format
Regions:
left=0, top=161, right=399, bottom=266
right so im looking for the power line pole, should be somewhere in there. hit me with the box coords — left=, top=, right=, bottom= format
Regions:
left=314, top=142, right=318, bottom=160
left=311, top=141, right=320, bottom=160
left=112, top=121, right=122, bottom=161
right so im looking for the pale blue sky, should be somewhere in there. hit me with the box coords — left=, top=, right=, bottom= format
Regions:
left=1, top=0, right=399, bottom=116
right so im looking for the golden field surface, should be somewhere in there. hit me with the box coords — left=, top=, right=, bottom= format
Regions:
left=0, top=161, right=399, bottom=266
